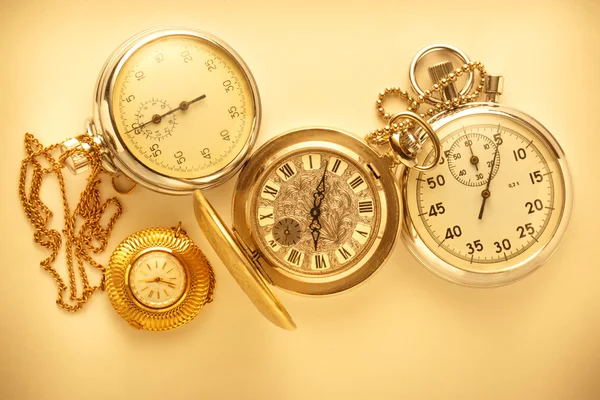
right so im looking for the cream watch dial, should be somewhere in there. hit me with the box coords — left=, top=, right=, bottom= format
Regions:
left=406, top=114, right=566, bottom=272
left=111, top=34, right=256, bottom=179
left=128, top=251, right=187, bottom=308
left=252, top=151, right=380, bottom=276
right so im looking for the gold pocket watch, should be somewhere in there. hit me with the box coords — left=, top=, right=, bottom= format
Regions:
left=193, top=126, right=437, bottom=330
left=370, top=45, right=573, bottom=287
left=107, top=225, right=214, bottom=331
left=63, top=26, right=261, bottom=193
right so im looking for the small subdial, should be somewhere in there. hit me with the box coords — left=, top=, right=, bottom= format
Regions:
left=447, top=133, right=500, bottom=186
left=135, top=99, right=177, bottom=141
left=272, top=218, right=302, bottom=246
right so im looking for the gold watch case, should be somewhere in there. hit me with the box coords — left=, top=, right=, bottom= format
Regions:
left=106, top=227, right=215, bottom=331
left=193, top=127, right=401, bottom=330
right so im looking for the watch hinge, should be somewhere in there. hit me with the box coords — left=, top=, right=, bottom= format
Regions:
left=231, top=228, right=272, bottom=283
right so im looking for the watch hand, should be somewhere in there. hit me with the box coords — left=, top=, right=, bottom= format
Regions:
left=464, top=127, right=479, bottom=171
left=310, top=162, right=328, bottom=250
left=478, top=145, right=499, bottom=220
left=124, top=94, right=207, bottom=135
left=143, top=278, right=176, bottom=287
left=467, top=142, right=479, bottom=171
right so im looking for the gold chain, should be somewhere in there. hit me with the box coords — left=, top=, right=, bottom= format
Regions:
left=18, top=133, right=123, bottom=312
left=365, top=61, right=487, bottom=146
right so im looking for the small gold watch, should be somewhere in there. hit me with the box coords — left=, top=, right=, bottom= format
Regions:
left=106, top=226, right=215, bottom=331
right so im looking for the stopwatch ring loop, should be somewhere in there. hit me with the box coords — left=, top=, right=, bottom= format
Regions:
left=409, top=44, right=474, bottom=104
left=389, top=112, right=441, bottom=171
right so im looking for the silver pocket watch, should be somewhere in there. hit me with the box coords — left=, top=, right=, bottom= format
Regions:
left=387, top=45, right=574, bottom=287
left=62, top=26, right=261, bottom=194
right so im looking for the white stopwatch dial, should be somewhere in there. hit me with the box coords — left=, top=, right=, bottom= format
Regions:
left=403, top=104, right=572, bottom=287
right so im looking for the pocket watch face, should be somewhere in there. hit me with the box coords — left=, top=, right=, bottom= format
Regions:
left=403, top=105, right=571, bottom=286
left=109, top=30, right=258, bottom=180
left=128, top=251, right=187, bottom=309
left=253, top=150, right=381, bottom=277
left=232, top=127, right=401, bottom=295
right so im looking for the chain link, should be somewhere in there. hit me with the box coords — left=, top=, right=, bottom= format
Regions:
left=365, top=61, right=487, bottom=146
left=18, top=133, right=123, bottom=312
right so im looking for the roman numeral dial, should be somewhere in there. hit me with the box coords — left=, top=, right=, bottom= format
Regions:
left=251, top=151, right=380, bottom=277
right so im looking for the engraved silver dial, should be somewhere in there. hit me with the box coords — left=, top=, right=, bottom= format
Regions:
left=253, top=151, right=380, bottom=276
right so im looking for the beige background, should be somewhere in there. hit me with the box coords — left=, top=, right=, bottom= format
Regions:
left=1, top=0, right=599, bottom=399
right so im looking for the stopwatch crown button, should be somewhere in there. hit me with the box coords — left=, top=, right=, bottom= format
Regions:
left=484, top=75, right=504, bottom=102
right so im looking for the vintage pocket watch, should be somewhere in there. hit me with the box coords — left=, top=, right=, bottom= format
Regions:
left=192, top=126, right=430, bottom=330
left=107, top=225, right=215, bottom=331
left=63, top=26, right=261, bottom=194
left=371, top=45, right=573, bottom=287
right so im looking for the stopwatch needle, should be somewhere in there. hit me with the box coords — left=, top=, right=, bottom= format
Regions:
left=478, top=146, right=499, bottom=220
left=467, top=141, right=479, bottom=171
left=124, top=94, right=206, bottom=134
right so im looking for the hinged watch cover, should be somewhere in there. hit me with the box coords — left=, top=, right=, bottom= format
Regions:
left=193, top=190, right=296, bottom=330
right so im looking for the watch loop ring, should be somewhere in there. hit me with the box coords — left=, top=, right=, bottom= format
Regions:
left=409, top=44, right=474, bottom=104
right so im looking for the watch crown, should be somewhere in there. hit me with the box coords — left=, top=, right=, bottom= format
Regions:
left=428, top=61, right=458, bottom=101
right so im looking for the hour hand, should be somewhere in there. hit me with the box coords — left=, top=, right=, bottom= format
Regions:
left=309, top=219, right=321, bottom=250
left=310, top=163, right=328, bottom=250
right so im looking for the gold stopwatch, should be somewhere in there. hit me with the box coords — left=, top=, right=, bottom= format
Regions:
left=64, top=26, right=261, bottom=193
left=380, top=45, right=573, bottom=287
left=193, top=127, right=417, bottom=330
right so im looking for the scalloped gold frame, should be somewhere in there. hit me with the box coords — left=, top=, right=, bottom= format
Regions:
left=106, top=227, right=215, bottom=331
